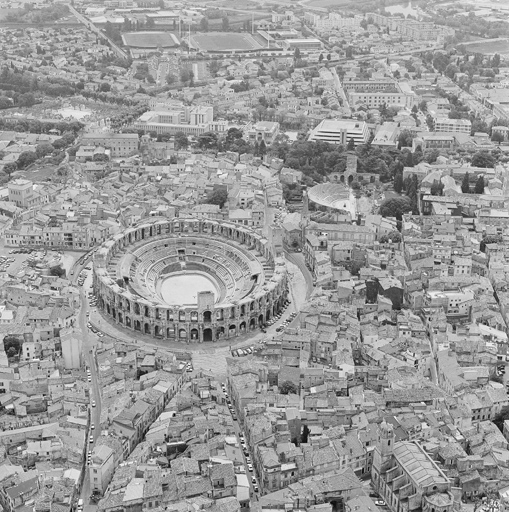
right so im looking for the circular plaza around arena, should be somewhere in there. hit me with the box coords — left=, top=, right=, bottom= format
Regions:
left=93, top=217, right=288, bottom=343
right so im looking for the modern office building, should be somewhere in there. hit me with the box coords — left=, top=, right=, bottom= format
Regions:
left=308, top=119, right=369, bottom=145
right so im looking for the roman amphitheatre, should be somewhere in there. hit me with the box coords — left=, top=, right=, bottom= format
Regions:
left=93, top=217, right=288, bottom=343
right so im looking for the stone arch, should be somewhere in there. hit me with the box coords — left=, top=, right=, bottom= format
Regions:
left=204, top=311, right=212, bottom=323
left=167, top=310, right=173, bottom=321
left=229, top=324, right=236, bottom=335
left=179, top=328, right=186, bottom=339
left=190, top=311, right=198, bottom=322
left=106, top=303, right=111, bottom=314
left=118, top=312, right=123, bottom=323
left=230, top=307, right=236, bottom=319
left=155, top=325, right=161, bottom=337
left=144, top=306, right=150, bottom=317
left=134, top=303, right=140, bottom=315
left=167, top=326, right=174, bottom=338
left=250, top=318, right=256, bottom=330
left=240, top=304, right=246, bottom=316
left=134, top=320, right=141, bottom=331
left=258, top=313, right=264, bottom=325
left=239, top=321, right=246, bottom=332
left=217, top=326, right=225, bottom=339
left=216, top=309, right=223, bottom=321
left=203, top=328, right=213, bottom=342
left=112, top=307, right=116, bottom=319
left=126, top=316, right=131, bottom=327
left=125, top=300, right=130, bottom=312
left=144, top=323, right=150, bottom=334
left=179, top=311, right=186, bottom=322
left=250, top=301, right=255, bottom=311
left=266, top=308, right=271, bottom=320
left=340, top=174, right=345, bottom=183
left=190, top=328, right=199, bottom=340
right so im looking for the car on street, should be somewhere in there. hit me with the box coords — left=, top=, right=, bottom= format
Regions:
left=247, top=463, right=253, bottom=471
left=91, top=424, right=95, bottom=430
left=251, top=476, right=256, bottom=484
left=254, top=485, right=259, bottom=493
left=375, top=501, right=386, bottom=506
left=88, top=377, right=92, bottom=383
left=89, top=435, right=94, bottom=443
left=91, top=400, right=96, bottom=407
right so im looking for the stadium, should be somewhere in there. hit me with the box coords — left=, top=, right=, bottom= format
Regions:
left=122, top=31, right=180, bottom=49
left=189, top=32, right=265, bottom=53
left=93, top=217, right=288, bottom=343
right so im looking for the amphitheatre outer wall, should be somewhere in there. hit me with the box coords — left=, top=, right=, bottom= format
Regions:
left=93, top=217, right=288, bottom=343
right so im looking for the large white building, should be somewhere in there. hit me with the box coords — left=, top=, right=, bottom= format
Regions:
left=133, top=105, right=228, bottom=136
left=434, top=117, right=472, bottom=134
left=308, top=119, right=369, bottom=145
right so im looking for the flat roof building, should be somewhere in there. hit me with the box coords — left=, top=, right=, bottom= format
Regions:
left=308, top=119, right=369, bottom=146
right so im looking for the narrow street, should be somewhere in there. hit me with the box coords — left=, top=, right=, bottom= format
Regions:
left=70, top=255, right=102, bottom=512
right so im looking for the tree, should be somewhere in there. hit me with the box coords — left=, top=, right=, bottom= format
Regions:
left=99, top=82, right=111, bottom=93
left=166, top=73, right=176, bottom=85
left=3, top=335, right=22, bottom=357
left=492, top=131, right=504, bottom=145
left=49, top=265, right=66, bottom=277
left=197, top=131, right=219, bottom=150
left=423, top=149, right=440, bottom=164
left=492, top=53, right=501, bottom=68
left=480, top=234, right=503, bottom=253
left=200, top=17, right=209, bottom=31
left=379, top=197, right=412, bottom=218
left=279, top=380, right=298, bottom=395
left=35, top=143, right=54, bottom=159
left=17, top=151, right=37, bottom=169
left=418, top=100, right=428, bottom=112
left=259, top=139, right=267, bottom=156
left=471, top=151, right=496, bottom=168
left=347, top=138, right=355, bottom=151
left=301, top=424, right=310, bottom=444
left=209, top=60, right=220, bottom=77
left=474, top=175, right=485, bottom=194
left=394, top=170, right=403, bottom=194
left=93, top=153, right=109, bottom=162
left=222, top=16, right=229, bottom=31
left=430, top=179, right=444, bottom=196
left=461, top=172, right=470, bottom=193
left=3, top=162, right=17, bottom=176
left=204, top=187, right=228, bottom=208
left=380, top=230, right=402, bottom=243
left=493, top=405, right=509, bottom=433
left=180, top=68, right=194, bottom=84
left=398, top=129, right=414, bottom=149
left=293, top=48, right=301, bottom=62
left=174, top=132, right=189, bottom=150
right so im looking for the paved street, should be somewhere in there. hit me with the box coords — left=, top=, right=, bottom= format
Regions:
left=70, top=254, right=102, bottom=512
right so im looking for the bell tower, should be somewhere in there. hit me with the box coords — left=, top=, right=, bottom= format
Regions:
left=372, top=420, right=395, bottom=493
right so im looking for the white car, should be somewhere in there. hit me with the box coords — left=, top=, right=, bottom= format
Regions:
left=90, top=424, right=95, bottom=430
left=89, top=435, right=94, bottom=443
left=91, top=400, right=96, bottom=407
left=247, top=463, right=253, bottom=471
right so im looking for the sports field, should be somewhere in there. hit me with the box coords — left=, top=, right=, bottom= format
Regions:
left=465, top=39, right=509, bottom=56
left=122, top=31, right=179, bottom=48
left=191, top=32, right=263, bottom=52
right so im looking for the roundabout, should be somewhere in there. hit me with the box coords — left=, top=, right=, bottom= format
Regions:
left=93, top=216, right=288, bottom=343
